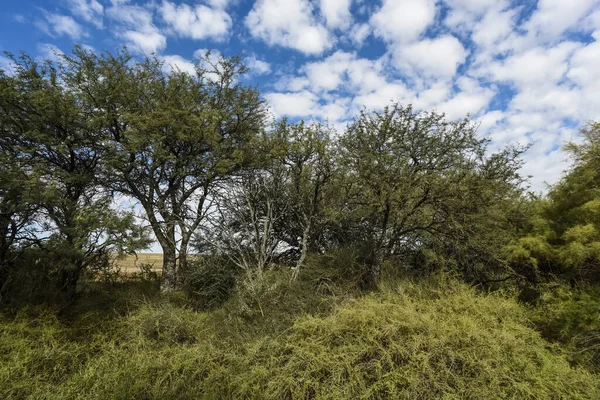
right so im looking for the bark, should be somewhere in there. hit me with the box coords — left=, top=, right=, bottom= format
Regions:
left=292, top=218, right=311, bottom=280
left=59, top=267, right=81, bottom=299
left=179, top=230, right=192, bottom=273
left=161, top=245, right=178, bottom=293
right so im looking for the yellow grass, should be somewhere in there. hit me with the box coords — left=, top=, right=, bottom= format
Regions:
left=113, top=253, right=163, bottom=274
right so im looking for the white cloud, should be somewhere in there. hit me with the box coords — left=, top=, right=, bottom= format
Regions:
left=435, top=78, right=494, bottom=119
left=471, top=8, right=516, bottom=48
left=349, top=23, right=371, bottom=45
left=392, top=35, right=468, bottom=80
left=107, top=4, right=166, bottom=54
left=37, top=43, right=65, bottom=63
left=525, top=0, right=598, bottom=41
left=567, top=40, right=600, bottom=87
left=160, top=1, right=232, bottom=41
left=265, top=91, right=320, bottom=117
left=483, top=42, right=580, bottom=87
left=245, top=55, right=271, bottom=75
left=68, top=0, right=104, bottom=28
left=246, top=0, right=333, bottom=54
left=0, top=55, right=14, bottom=74
left=43, top=13, right=85, bottom=40
left=123, top=31, right=167, bottom=55
left=301, top=50, right=354, bottom=92
left=206, top=0, right=234, bottom=8
left=353, top=82, right=410, bottom=110
left=370, top=0, right=436, bottom=43
left=319, top=0, right=352, bottom=30
left=161, top=54, right=197, bottom=75
left=274, top=76, right=310, bottom=92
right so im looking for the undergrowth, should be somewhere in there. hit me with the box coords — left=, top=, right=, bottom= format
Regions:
left=1, top=266, right=599, bottom=399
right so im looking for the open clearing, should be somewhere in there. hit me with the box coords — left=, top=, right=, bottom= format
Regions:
left=113, top=253, right=163, bottom=274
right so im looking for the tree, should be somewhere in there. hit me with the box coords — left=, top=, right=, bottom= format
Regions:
left=337, top=103, right=525, bottom=283
left=0, top=53, right=149, bottom=298
left=276, top=120, right=335, bottom=277
left=545, top=122, right=600, bottom=282
left=61, top=47, right=267, bottom=291
left=0, top=134, right=41, bottom=299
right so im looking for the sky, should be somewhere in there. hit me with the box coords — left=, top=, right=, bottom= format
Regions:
left=1, top=0, right=599, bottom=192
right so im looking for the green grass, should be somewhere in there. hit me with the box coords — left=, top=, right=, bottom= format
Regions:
left=1, top=268, right=599, bottom=399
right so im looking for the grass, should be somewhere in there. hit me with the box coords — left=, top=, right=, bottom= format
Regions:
left=1, top=265, right=599, bottom=399
left=112, top=253, right=163, bottom=274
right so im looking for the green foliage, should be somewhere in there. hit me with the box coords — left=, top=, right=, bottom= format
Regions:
left=531, top=284, right=600, bottom=372
left=335, top=103, right=526, bottom=283
left=0, top=52, right=150, bottom=299
left=1, top=275, right=598, bottom=399
left=125, top=301, right=209, bottom=345
left=2, top=43, right=600, bottom=399
left=0, top=307, right=89, bottom=399
left=239, top=281, right=598, bottom=399
left=181, top=255, right=241, bottom=310
left=59, top=46, right=267, bottom=291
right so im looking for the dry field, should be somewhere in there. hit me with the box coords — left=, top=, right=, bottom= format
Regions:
left=112, top=253, right=163, bottom=274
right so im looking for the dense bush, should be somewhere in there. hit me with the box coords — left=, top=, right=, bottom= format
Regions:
left=531, top=283, right=600, bottom=372
left=1, top=276, right=598, bottom=399
left=181, top=255, right=241, bottom=310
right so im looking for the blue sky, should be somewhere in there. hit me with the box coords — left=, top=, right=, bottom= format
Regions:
left=1, top=0, right=600, bottom=192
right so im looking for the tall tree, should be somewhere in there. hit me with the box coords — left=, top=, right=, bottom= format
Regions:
left=277, top=120, right=334, bottom=277
left=0, top=53, right=149, bottom=297
left=61, top=47, right=267, bottom=291
left=0, top=123, right=41, bottom=298
left=546, top=122, right=600, bottom=281
left=337, top=103, right=525, bottom=283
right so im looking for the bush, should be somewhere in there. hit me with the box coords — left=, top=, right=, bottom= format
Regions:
left=0, top=307, right=89, bottom=399
left=181, top=255, right=241, bottom=310
left=1, top=272, right=599, bottom=399
left=531, top=283, right=600, bottom=372
left=235, top=280, right=600, bottom=399
left=125, top=301, right=209, bottom=345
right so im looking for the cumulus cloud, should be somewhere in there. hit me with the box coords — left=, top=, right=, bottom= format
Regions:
left=161, top=54, right=197, bottom=75
left=392, top=35, right=468, bottom=80
left=160, top=1, right=232, bottom=41
left=319, top=0, right=353, bottom=30
left=370, top=0, right=436, bottom=43
left=245, top=55, right=271, bottom=75
left=245, top=0, right=333, bottom=54
left=68, top=0, right=104, bottom=28
left=483, top=42, right=579, bottom=87
left=265, top=91, right=321, bottom=118
left=106, top=3, right=166, bottom=54
left=41, top=13, right=86, bottom=40
left=525, top=0, right=598, bottom=41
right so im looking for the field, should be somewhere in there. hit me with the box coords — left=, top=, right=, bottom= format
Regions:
left=113, top=253, right=163, bottom=274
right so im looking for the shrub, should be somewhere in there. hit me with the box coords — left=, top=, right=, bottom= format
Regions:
left=235, top=280, right=600, bottom=399
left=125, top=301, right=209, bottom=345
left=181, top=255, right=241, bottom=310
left=0, top=307, right=88, bottom=399
left=531, top=283, right=600, bottom=372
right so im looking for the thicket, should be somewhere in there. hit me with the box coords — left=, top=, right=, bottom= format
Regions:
left=1, top=47, right=600, bottom=397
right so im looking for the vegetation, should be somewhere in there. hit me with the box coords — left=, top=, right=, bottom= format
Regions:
left=0, top=47, right=599, bottom=398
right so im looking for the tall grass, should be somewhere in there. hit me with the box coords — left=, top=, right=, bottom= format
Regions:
left=1, top=267, right=598, bottom=399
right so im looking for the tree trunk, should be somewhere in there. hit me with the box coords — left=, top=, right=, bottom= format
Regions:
left=59, top=268, right=81, bottom=299
left=161, top=245, right=178, bottom=292
left=179, top=232, right=191, bottom=273
left=292, top=219, right=311, bottom=280
left=0, top=261, right=9, bottom=302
